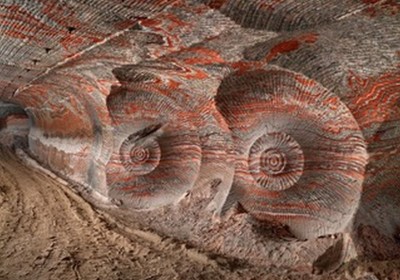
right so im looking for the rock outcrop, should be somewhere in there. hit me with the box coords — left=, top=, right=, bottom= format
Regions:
left=1, top=0, right=399, bottom=275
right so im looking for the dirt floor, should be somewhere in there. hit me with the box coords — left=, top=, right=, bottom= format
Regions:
left=0, top=147, right=399, bottom=280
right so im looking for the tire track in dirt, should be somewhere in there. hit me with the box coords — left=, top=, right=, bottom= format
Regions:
left=0, top=147, right=232, bottom=280
left=1, top=146, right=399, bottom=280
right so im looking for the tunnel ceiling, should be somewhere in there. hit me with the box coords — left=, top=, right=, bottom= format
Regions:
left=1, top=0, right=400, bottom=274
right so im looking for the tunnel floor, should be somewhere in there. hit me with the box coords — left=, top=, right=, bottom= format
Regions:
left=0, top=147, right=398, bottom=280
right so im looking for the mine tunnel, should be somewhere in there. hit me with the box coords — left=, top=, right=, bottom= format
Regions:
left=0, top=101, right=29, bottom=149
left=0, top=0, right=399, bottom=279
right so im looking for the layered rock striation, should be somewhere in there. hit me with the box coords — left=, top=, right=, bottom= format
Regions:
left=1, top=0, right=399, bottom=273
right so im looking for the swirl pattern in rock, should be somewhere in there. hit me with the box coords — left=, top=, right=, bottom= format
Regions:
left=106, top=63, right=219, bottom=209
left=216, top=67, right=369, bottom=239
left=242, top=13, right=400, bottom=242
left=249, top=131, right=304, bottom=191
left=1, top=0, right=399, bottom=272
left=105, top=57, right=236, bottom=211
left=120, top=126, right=162, bottom=176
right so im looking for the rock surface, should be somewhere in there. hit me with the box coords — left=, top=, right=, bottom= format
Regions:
left=0, top=147, right=399, bottom=279
left=1, top=0, right=400, bottom=278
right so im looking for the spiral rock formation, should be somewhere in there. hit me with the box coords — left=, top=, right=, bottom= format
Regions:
left=106, top=62, right=234, bottom=210
left=216, top=67, right=369, bottom=239
left=249, top=131, right=304, bottom=191
left=0, top=0, right=400, bottom=275
left=241, top=9, right=400, bottom=243
left=107, top=87, right=200, bottom=208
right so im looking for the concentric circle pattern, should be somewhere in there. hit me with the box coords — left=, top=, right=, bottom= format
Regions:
left=1, top=0, right=400, bottom=271
left=104, top=64, right=232, bottom=210
left=120, top=133, right=161, bottom=176
left=260, top=148, right=286, bottom=175
left=249, top=132, right=304, bottom=191
left=106, top=80, right=204, bottom=209
left=216, top=67, right=369, bottom=239
left=130, top=147, right=149, bottom=164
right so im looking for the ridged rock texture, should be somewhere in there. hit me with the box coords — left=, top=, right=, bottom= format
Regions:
left=0, top=0, right=399, bottom=274
left=215, top=67, right=368, bottom=239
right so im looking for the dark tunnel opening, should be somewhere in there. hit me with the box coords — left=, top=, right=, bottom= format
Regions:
left=0, top=101, right=30, bottom=150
